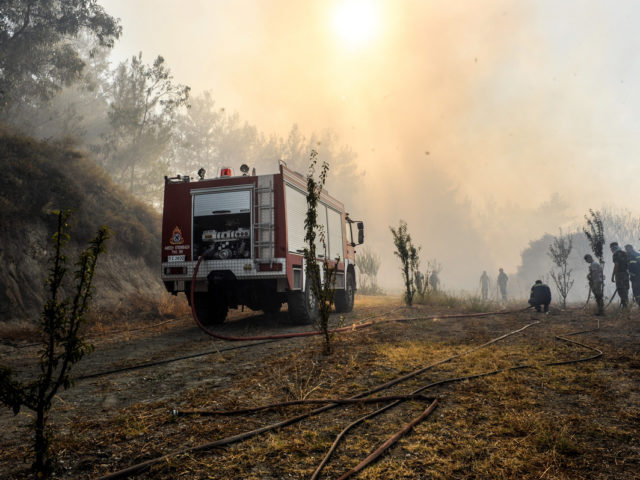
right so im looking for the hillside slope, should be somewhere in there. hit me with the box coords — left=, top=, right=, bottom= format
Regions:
left=0, top=127, right=165, bottom=322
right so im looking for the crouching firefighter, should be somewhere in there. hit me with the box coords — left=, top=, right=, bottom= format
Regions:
left=529, top=280, right=551, bottom=313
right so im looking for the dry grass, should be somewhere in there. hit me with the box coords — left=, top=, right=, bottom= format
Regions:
left=1, top=295, right=639, bottom=479
left=85, top=292, right=191, bottom=336
left=414, top=289, right=518, bottom=313
left=0, top=128, right=161, bottom=266
left=0, top=320, right=38, bottom=343
left=0, top=293, right=190, bottom=346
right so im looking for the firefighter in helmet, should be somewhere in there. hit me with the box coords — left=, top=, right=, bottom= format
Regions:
left=610, top=242, right=630, bottom=308
left=624, top=244, right=640, bottom=305
left=497, top=268, right=508, bottom=301
left=429, top=271, right=440, bottom=292
left=584, top=254, right=604, bottom=315
left=480, top=271, right=489, bottom=300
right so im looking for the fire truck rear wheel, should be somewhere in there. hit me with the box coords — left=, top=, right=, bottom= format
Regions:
left=334, top=271, right=355, bottom=313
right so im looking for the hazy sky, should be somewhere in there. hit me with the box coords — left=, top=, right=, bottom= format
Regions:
left=102, top=0, right=640, bottom=290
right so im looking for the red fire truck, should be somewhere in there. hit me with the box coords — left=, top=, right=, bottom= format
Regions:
left=161, top=163, right=364, bottom=325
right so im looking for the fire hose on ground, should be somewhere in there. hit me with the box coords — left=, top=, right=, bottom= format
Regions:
left=96, top=257, right=604, bottom=479
left=188, top=253, right=532, bottom=341
left=96, top=319, right=602, bottom=480
left=97, top=317, right=604, bottom=480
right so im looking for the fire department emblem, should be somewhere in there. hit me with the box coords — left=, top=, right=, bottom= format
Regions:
left=170, top=226, right=184, bottom=245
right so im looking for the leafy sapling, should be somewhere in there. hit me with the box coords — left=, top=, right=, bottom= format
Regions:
left=583, top=209, right=606, bottom=301
left=0, top=210, right=109, bottom=478
left=548, top=230, right=575, bottom=308
left=390, top=220, right=420, bottom=306
left=304, top=150, right=338, bottom=354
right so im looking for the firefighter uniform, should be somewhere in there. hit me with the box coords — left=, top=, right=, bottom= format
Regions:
left=585, top=254, right=604, bottom=315
left=625, top=245, right=640, bottom=305
left=611, top=243, right=630, bottom=308
left=529, top=280, right=551, bottom=312
left=480, top=271, right=489, bottom=300
left=497, top=268, right=508, bottom=301
left=429, top=271, right=439, bottom=292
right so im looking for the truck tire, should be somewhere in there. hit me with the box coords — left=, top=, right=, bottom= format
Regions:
left=193, top=293, right=228, bottom=325
left=287, top=279, right=319, bottom=325
left=334, top=271, right=355, bottom=313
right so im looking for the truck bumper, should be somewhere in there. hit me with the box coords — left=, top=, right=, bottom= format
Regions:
left=161, top=258, right=287, bottom=293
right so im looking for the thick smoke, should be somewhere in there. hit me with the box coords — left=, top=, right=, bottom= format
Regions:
left=104, top=0, right=640, bottom=292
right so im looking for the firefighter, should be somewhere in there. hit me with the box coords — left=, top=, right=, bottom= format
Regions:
left=624, top=244, right=640, bottom=305
left=480, top=271, right=489, bottom=300
left=415, top=271, right=425, bottom=295
left=584, top=254, right=604, bottom=315
left=528, top=280, right=551, bottom=312
left=497, top=268, right=508, bottom=301
left=429, top=271, right=440, bottom=292
left=610, top=242, right=630, bottom=308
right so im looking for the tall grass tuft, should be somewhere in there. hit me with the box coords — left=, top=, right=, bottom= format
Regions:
left=414, top=290, right=505, bottom=312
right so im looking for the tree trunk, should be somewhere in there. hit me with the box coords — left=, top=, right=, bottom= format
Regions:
left=129, top=163, right=135, bottom=193
left=34, top=405, right=50, bottom=477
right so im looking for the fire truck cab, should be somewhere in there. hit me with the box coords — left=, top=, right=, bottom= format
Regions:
left=161, top=163, right=364, bottom=325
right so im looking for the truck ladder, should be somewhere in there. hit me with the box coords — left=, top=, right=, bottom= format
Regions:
left=254, top=175, right=275, bottom=259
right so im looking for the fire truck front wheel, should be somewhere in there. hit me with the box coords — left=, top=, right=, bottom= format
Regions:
left=287, top=281, right=319, bottom=325
left=334, top=271, right=355, bottom=313
left=192, top=293, right=228, bottom=325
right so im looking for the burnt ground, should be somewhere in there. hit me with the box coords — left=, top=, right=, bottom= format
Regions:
left=0, top=295, right=639, bottom=479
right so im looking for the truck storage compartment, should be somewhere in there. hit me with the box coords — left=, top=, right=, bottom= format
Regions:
left=192, top=190, right=252, bottom=259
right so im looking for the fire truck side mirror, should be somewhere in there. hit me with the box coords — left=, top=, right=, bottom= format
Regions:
left=357, top=222, right=364, bottom=245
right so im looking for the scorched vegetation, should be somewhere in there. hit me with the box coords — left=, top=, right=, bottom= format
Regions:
left=1, top=295, right=638, bottom=479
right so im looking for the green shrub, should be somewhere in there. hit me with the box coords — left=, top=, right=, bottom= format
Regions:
left=0, top=210, right=109, bottom=478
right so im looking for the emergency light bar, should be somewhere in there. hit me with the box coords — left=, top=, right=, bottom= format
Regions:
left=220, top=167, right=233, bottom=177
